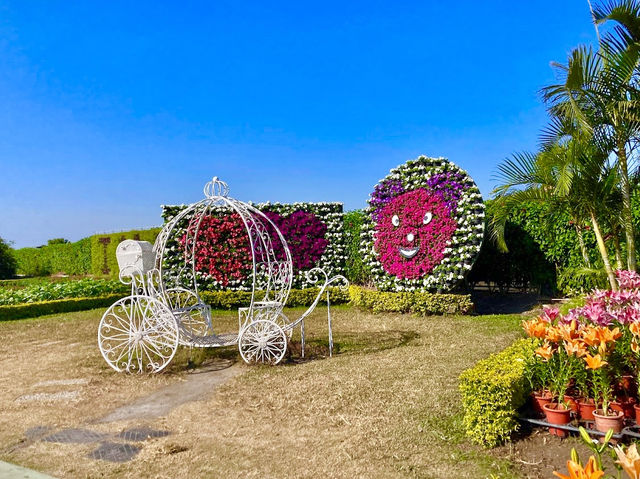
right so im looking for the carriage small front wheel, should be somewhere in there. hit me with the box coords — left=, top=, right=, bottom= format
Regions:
left=98, top=295, right=179, bottom=373
left=238, top=320, right=287, bottom=365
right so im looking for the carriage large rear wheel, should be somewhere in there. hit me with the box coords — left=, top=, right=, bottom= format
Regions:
left=238, top=320, right=287, bottom=365
left=98, top=295, right=179, bottom=373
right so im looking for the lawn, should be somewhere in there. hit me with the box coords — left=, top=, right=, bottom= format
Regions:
left=0, top=305, right=527, bottom=478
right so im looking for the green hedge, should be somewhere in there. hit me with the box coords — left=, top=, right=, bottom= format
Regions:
left=349, top=285, right=473, bottom=315
left=201, top=286, right=350, bottom=309
left=343, top=210, right=369, bottom=284
left=0, top=287, right=350, bottom=321
left=13, top=238, right=92, bottom=276
left=90, top=228, right=161, bottom=277
left=458, top=338, right=537, bottom=447
left=0, top=293, right=123, bottom=321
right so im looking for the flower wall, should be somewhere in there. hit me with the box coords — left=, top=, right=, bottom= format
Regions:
left=161, top=202, right=346, bottom=290
left=361, top=156, right=485, bottom=292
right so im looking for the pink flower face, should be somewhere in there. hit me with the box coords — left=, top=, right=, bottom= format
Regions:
left=374, top=189, right=457, bottom=279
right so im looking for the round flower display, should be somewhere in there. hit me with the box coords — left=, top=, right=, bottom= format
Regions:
left=361, top=156, right=485, bottom=291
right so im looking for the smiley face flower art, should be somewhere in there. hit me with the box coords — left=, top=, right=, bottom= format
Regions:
left=361, top=156, right=485, bottom=291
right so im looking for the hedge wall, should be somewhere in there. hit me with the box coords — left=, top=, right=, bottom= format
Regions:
left=349, top=285, right=473, bottom=315
left=0, top=293, right=123, bottom=321
left=89, top=228, right=162, bottom=277
left=13, top=238, right=92, bottom=276
left=459, top=338, right=537, bottom=447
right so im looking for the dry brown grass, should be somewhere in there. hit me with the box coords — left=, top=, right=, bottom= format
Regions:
left=1, top=306, right=525, bottom=478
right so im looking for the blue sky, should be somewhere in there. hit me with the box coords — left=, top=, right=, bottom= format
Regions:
left=0, top=1, right=599, bottom=247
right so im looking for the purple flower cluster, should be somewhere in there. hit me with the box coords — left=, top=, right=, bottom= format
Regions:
left=263, top=210, right=328, bottom=272
left=370, top=179, right=405, bottom=220
left=426, top=171, right=467, bottom=213
left=559, top=270, right=640, bottom=326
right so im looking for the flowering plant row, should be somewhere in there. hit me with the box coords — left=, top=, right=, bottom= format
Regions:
left=360, top=156, right=485, bottom=292
left=524, top=270, right=640, bottom=417
left=161, top=202, right=346, bottom=290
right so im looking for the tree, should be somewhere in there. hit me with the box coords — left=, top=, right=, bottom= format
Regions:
left=0, top=237, right=17, bottom=279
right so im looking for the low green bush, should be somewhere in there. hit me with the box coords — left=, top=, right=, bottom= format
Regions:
left=458, top=338, right=537, bottom=447
left=0, top=278, right=128, bottom=305
left=349, top=285, right=473, bottom=315
left=0, top=294, right=123, bottom=321
left=201, top=286, right=350, bottom=309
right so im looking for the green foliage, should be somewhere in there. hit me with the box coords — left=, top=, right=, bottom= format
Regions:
left=0, top=278, right=128, bottom=305
left=89, top=228, right=161, bottom=277
left=13, top=238, right=91, bottom=276
left=0, top=237, right=17, bottom=279
left=343, top=210, right=370, bottom=284
left=47, top=238, right=70, bottom=245
left=557, top=267, right=608, bottom=295
left=0, top=294, right=123, bottom=321
left=458, top=338, right=537, bottom=447
left=348, top=285, right=473, bottom=315
left=201, top=286, right=350, bottom=310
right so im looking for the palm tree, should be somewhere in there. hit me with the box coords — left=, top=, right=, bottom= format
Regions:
left=540, top=5, right=640, bottom=271
left=490, top=140, right=620, bottom=290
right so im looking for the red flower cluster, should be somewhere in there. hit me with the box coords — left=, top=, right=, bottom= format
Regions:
left=180, top=213, right=252, bottom=286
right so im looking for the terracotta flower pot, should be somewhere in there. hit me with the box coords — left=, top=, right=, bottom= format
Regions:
left=532, top=390, right=553, bottom=416
left=593, top=409, right=624, bottom=443
left=564, top=394, right=580, bottom=415
left=578, top=398, right=597, bottom=422
left=634, top=403, right=640, bottom=425
left=543, top=403, right=572, bottom=438
left=611, top=397, right=636, bottom=419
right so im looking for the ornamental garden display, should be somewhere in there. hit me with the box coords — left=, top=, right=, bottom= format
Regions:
left=361, top=156, right=485, bottom=292
left=98, top=177, right=348, bottom=373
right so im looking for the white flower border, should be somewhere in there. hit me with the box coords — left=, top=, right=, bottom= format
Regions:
left=360, top=156, right=485, bottom=292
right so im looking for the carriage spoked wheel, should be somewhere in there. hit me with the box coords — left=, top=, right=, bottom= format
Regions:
left=238, top=319, right=287, bottom=365
left=163, top=287, right=212, bottom=344
left=98, top=295, right=179, bottom=373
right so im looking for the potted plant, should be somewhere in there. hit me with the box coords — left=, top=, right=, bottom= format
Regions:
left=538, top=337, right=574, bottom=437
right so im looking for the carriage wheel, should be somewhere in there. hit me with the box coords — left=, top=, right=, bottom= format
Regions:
left=163, top=288, right=212, bottom=344
left=98, top=295, right=179, bottom=373
left=238, top=320, right=287, bottom=365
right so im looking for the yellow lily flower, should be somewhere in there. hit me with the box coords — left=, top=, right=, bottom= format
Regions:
left=616, top=444, right=640, bottom=479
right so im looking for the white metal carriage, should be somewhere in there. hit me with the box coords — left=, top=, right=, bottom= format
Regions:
left=98, top=177, right=348, bottom=373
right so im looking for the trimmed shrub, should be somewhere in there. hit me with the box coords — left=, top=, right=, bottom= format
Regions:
left=0, top=278, right=127, bottom=305
left=349, top=285, right=473, bottom=315
left=90, top=228, right=162, bottom=277
left=343, top=210, right=370, bottom=284
left=0, top=294, right=123, bottom=321
left=201, top=286, right=350, bottom=310
left=458, top=338, right=537, bottom=447
left=13, top=238, right=92, bottom=276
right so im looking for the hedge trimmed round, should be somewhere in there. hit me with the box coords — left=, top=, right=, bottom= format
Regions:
left=361, top=156, right=485, bottom=292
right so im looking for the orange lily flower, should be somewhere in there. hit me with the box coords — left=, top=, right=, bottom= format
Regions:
left=564, top=339, right=587, bottom=358
left=553, top=456, right=604, bottom=479
left=632, top=338, right=640, bottom=355
left=546, top=326, right=563, bottom=343
left=630, top=323, right=640, bottom=338
left=535, top=342, right=554, bottom=361
left=522, top=318, right=547, bottom=339
left=559, top=321, right=580, bottom=341
left=597, top=326, right=622, bottom=344
left=615, top=444, right=640, bottom=479
left=584, top=353, right=607, bottom=370
left=582, top=326, right=600, bottom=347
